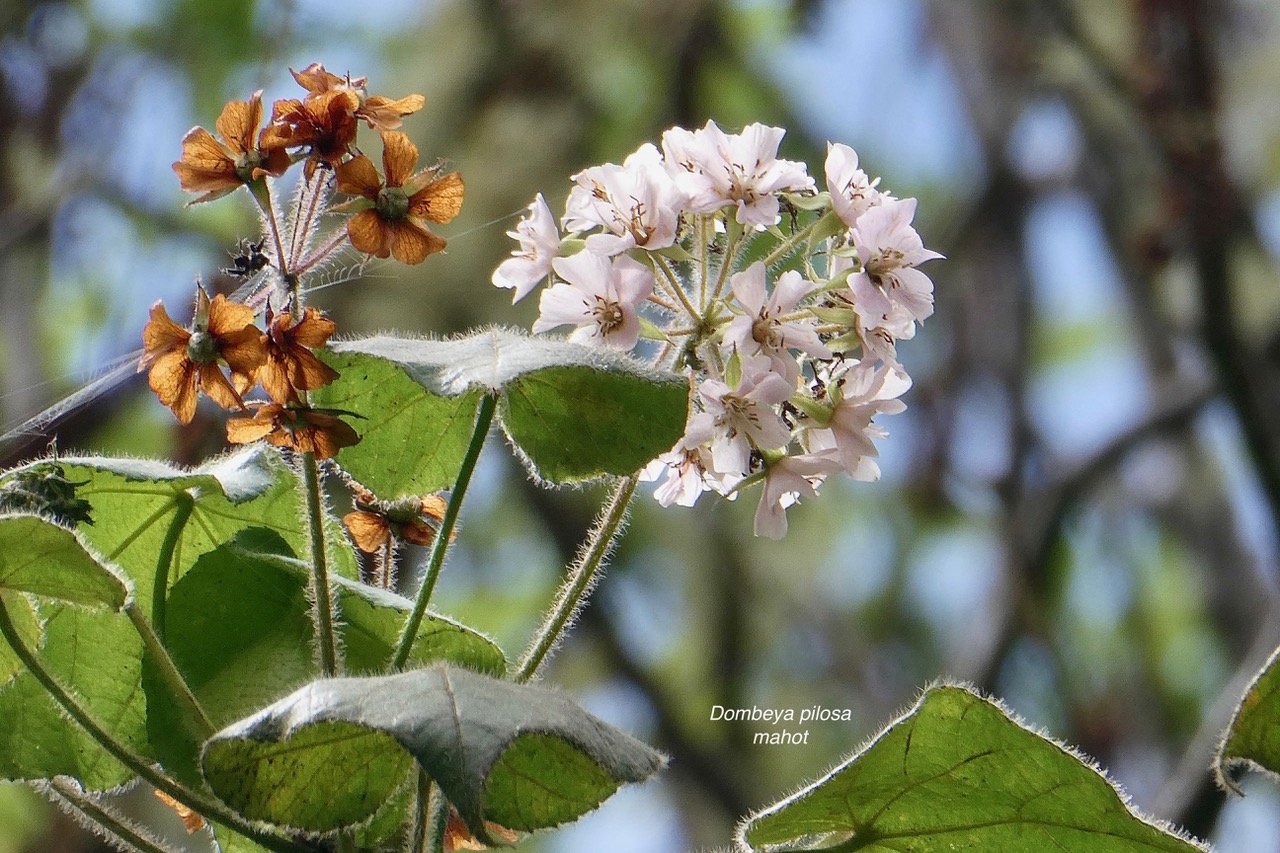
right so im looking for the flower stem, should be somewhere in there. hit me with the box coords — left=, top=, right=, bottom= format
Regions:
left=389, top=393, right=496, bottom=671
left=515, top=475, right=638, bottom=681
left=653, top=254, right=700, bottom=321
left=42, top=778, right=183, bottom=853
left=761, top=215, right=823, bottom=268
left=125, top=601, right=214, bottom=738
left=151, top=492, right=193, bottom=645
left=411, top=770, right=449, bottom=853
left=0, top=594, right=309, bottom=853
left=250, top=180, right=290, bottom=282
left=301, top=451, right=340, bottom=676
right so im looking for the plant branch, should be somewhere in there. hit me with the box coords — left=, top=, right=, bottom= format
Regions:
left=389, top=393, right=496, bottom=671
left=41, top=778, right=183, bottom=853
left=301, top=451, right=340, bottom=677
left=515, top=475, right=638, bottom=681
left=0, top=594, right=310, bottom=853
left=124, top=601, right=214, bottom=738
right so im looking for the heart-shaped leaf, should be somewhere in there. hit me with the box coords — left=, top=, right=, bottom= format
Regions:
left=149, top=536, right=505, bottom=786
left=9, top=446, right=358, bottom=619
left=315, top=330, right=689, bottom=491
left=739, top=684, right=1207, bottom=852
left=0, top=515, right=129, bottom=609
left=202, top=666, right=665, bottom=839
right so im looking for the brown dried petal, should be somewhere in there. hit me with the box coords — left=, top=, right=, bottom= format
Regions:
left=408, top=172, right=464, bottom=224
left=380, top=131, right=418, bottom=188
left=334, top=154, right=383, bottom=198
left=389, top=220, right=443, bottom=265
left=347, top=209, right=393, bottom=258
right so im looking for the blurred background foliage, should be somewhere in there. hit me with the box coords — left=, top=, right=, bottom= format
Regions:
left=4, top=0, right=1280, bottom=850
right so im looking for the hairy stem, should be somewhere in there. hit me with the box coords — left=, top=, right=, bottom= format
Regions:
left=516, top=475, right=638, bottom=681
left=390, top=393, right=496, bottom=671
left=0, top=594, right=309, bottom=853
left=150, top=492, right=193, bottom=645
left=301, top=452, right=340, bottom=676
left=125, top=601, right=214, bottom=738
left=43, top=778, right=183, bottom=853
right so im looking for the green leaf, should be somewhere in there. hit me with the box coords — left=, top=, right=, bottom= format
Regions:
left=0, top=604, right=151, bottom=789
left=211, top=822, right=274, bottom=853
left=313, top=349, right=485, bottom=496
left=739, top=684, right=1207, bottom=852
left=318, top=330, right=689, bottom=488
left=0, top=515, right=129, bottom=608
left=202, top=666, right=664, bottom=839
left=1217, top=643, right=1280, bottom=792
left=0, top=592, right=39, bottom=689
left=152, top=536, right=504, bottom=786
left=16, top=446, right=357, bottom=618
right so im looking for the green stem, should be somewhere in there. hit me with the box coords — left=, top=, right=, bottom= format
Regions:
left=301, top=451, right=340, bottom=677
left=427, top=781, right=450, bottom=853
left=44, top=778, right=182, bottom=853
left=389, top=393, right=496, bottom=671
left=653, top=254, right=700, bottom=321
left=151, top=492, right=193, bottom=645
left=249, top=180, right=290, bottom=281
left=0, top=594, right=309, bottom=853
left=761, top=215, right=823, bottom=268
left=125, top=601, right=214, bottom=737
left=515, top=475, right=638, bottom=681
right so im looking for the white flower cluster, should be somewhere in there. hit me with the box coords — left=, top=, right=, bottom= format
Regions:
left=492, top=120, right=941, bottom=538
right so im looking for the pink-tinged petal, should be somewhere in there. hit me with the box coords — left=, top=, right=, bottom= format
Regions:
left=773, top=270, right=817, bottom=313
left=533, top=282, right=593, bottom=333
left=729, top=262, right=767, bottom=314
left=610, top=255, right=654, bottom=305
left=552, top=252, right=610, bottom=299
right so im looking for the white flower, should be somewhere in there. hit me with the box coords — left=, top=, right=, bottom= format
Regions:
left=641, top=441, right=739, bottom=508
left=662, top=120, right=814, bottom=227
left=804, top=361, right=909, bottom=478
left=563, top=144, right=684, bottom=256
left=688, top=357, right=794, bottom=479
left=532, top=251, right=653, bottom=349
left=849, top=197, right=943, bottom=328
left=825, top=142, right=882, bottom=228
left=753, top=451, right=842, bottom=539
left=723, top=262, right=830, bottom=383
left=492, top=193, right=561, bottom=303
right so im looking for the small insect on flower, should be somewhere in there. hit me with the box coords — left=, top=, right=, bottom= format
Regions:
left=225, top=403, right=360, bottom=460
left=137, top=284, right=267, bottom=424
left=223, top=237, right=270, bottom=278
left=0, top=462, right=93, bottom=527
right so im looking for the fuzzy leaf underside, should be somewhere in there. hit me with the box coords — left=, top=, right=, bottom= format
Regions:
left=739, top=685, right=1206, bottom=852
left=202, top=665, right=665, bottom=839
left=318, top=330, right=689, bottom=488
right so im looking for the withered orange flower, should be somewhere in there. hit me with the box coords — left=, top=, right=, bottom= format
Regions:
left=288, top=63, right=424, bottom=131
left=153, top=790, right=205, bottom=834
left=335, top=131, right=464, bottom=264
left=262, top=89, right=361, bottom=175
left=172, top=91, right=291, bottom=204
left=443, top=809, right=519, bottom=851
left=226, top=403, right=360, bottom=460
left=137, top=288, right=266, bottom=425
left=259, top=307, right=340, bottom=404
left=342, top=493, right=449, bottom=553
